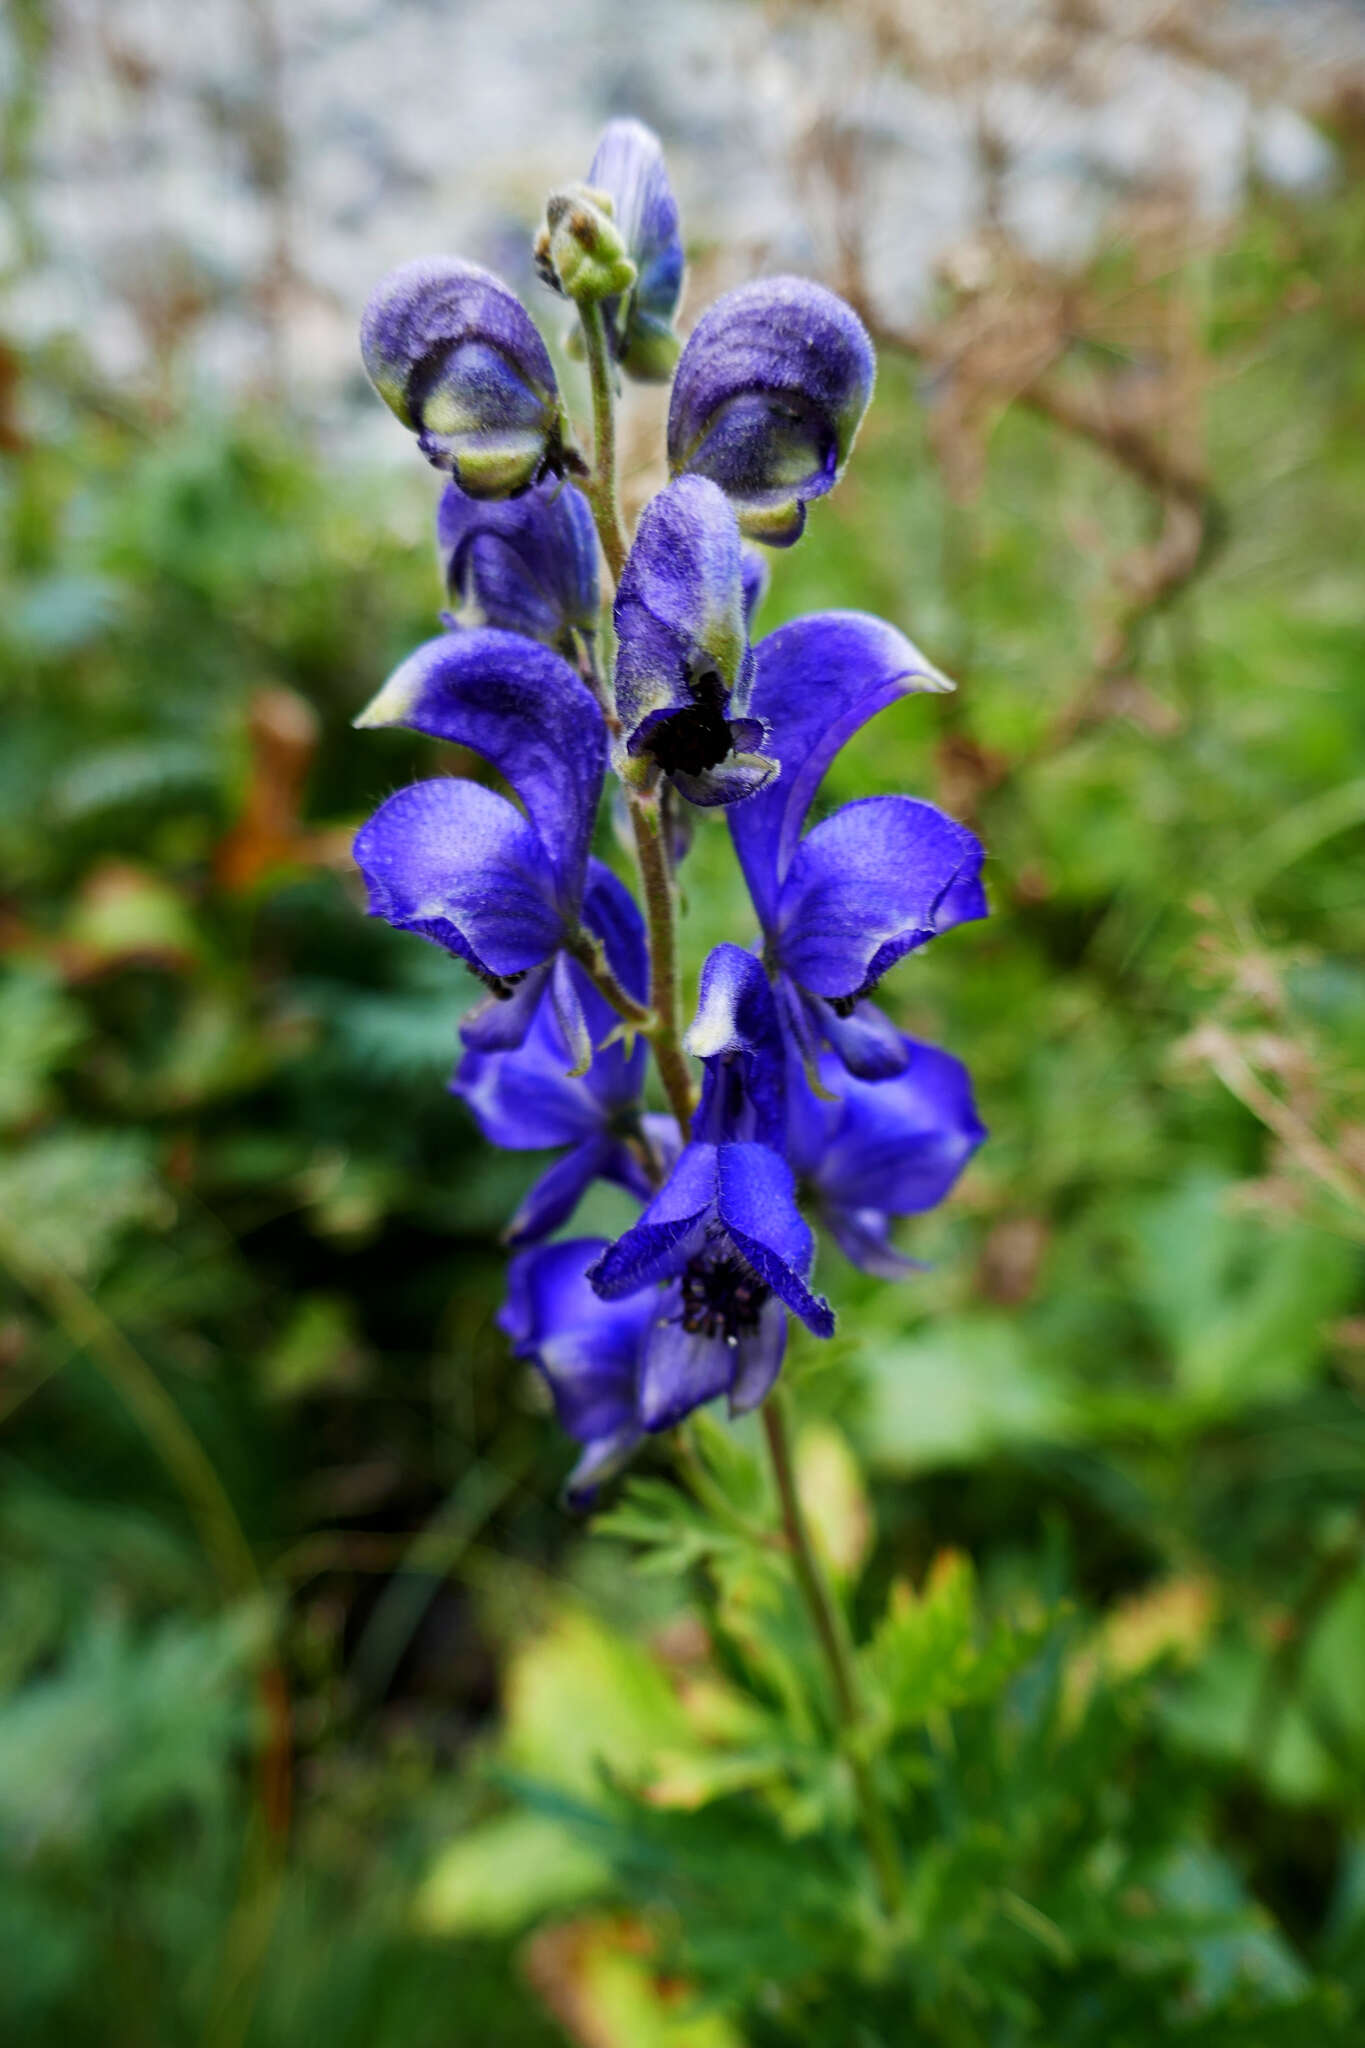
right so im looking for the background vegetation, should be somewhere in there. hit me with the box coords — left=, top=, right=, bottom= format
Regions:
left=3, top=66, right=1365, bottom=2046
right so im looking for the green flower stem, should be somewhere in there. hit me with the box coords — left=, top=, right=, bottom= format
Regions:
left=627, top=787, right=696, bottom=1137
left=566, top=928, right=654, bottom=1032
left=577, top=298, right=629, bottom=585
left=575, top=297, right=696, bottom=1142
left=761, top=1386, right=906, bottom=1920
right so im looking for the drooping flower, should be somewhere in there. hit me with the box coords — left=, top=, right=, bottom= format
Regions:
left=728, top=612, right=988, bottom=1079
left=453, top=864, right=675, bottom=1244
left=437, top=475, right=599, bottom=652
left=583, top=118, right=685, bottom=381
left=589, top=944, right=832, bottom=1430
left=787, top=1039, right=986, bottom=1278
left=612, top=476, right=775, bottom=806
left=501, top=1237, right=654, bottom=1504
left=351, top=628, right=608, bottom=1064
left=668, top=277, right=874, bottom=546
left=361, top=258, right=563, bottom=497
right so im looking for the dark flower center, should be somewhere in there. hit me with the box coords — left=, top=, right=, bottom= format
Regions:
left=649, top=667, right=732, bottom=779
left=470, top=963, right=528, bottom=1002
left=678, top=1253, right=769, bottom=1343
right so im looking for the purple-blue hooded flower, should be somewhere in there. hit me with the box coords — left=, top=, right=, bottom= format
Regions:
left=501, top=1237, right=653, bottom=1505
left=351, top=627, right=607, bottom=1064
left=585, top=118, right=684, bottom=382
left=453, top=865, right=675, bottom=1245
left=668, top=277, right=874, bottom=546
left=613, top=476, right=775, bottom=806
left=729, top=612, right=988, bottom=1080
left=437, top=475, right=599, bottom=652
left=361, top=257, right=563, bottom=497
left=788, top=1038, right=986, bottom=1278
left=588, top=943, right=832, bottom=1430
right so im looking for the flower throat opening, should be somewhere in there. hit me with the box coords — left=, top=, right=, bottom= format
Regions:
left=679, top=1252, right=769, bottom=1343
left=649, top=668, right=731, bottom=778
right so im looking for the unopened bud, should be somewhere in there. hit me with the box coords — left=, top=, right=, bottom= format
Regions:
left=537, top=185, right=637, bottom=306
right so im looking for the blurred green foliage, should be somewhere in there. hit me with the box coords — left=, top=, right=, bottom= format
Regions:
left=3, top=162, right=1365, bottom=2044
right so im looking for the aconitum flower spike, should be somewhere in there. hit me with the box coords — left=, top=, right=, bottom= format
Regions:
left=728, top=611, right=988, bottom=1079
left=437, top=475, right=599, bottom=652
left=787, top=1039, right=986, bottom=1277
left=668, top=277, right=874, bottom=545
left=613, top=476, right=776, bottom=806
left=361, top=257, right=563, bottom=497
left=584, top=118, right=684, bottom=381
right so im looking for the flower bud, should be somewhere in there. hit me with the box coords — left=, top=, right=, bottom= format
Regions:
left=437, top=475, right=599, bottom=651
left=534, top=185, right=637, bottom=306
left=361, top=257, right=562, bottom=497
left=582, top=118, right=684, bottom=383
left=667, top=277, right=874, bottom=545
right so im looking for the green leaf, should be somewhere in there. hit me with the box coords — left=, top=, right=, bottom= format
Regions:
left=861, top=1552, right=1049, bottom=1737
left=415, top=1811, right=609, bottom=1936
left=1130, top=1172, right=1358, bottom=1410
left=859, top=1315, right=1077, bottom=1473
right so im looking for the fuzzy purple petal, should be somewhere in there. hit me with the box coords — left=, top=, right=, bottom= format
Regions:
left=712, top=1142, right=833, bottom=1337
left=587, top=1143, right=720, bottom=1300
left=638, top=1304, right=739, bottom=1431
left=728, top=1297, right=788, bottom=1414
left=361, top=257, right=561, bottom=494
left=775, top=795, right=986, bottom=1002
left=729, top=612, right=952, bottom=926
left=668, top=278, right=873, bottom=539
left=586, top=119, right=684, bottom=379
left=437, top=476, right=599, bottom=645
left=505, top=1135, right=654, bottom=1248
left=613, top=477, right=752, bottom=757
left=686, top=943, right=786, bottom=1150
left=353, top=779, right=563, bottom=978
left=356, top=628, right=605, bottom=904
left=501, top=1238, right=648, bottom=1432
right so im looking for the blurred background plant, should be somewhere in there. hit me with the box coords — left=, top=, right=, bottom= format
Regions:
left=3, top=2, right=1365, bottom=2042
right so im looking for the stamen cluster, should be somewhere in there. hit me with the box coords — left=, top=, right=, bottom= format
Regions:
left=353, top=118, right=988, bottom=1501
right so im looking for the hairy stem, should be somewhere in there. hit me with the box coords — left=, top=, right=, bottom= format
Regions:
left=762, top=1387, right=905, bottom=1919
left=575, top=297, right=695, bottom=1141
left=566, top=929, right=653, bottom=1032
left=577, top=299, right=629, bottom=584
left=628, top=789, right=696, bottom=1136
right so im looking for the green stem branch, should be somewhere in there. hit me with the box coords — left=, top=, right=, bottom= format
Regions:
left=761, top=1387, right=905, bottom=1919
left=566, top=929, right=653, bottom=1032
left=577, top=299, right=629, bottom=584
left=627, top=788, right=695, bottom=1137
left=574, top=295, right=695, bottom=1142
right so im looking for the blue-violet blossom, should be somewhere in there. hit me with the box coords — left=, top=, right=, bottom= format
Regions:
left=437, top=474, right=599, bottom=652
left=501, top=1238, right=655, bottom=1505
left=668, top=277, right=874, bottom=546
left=729, top=612, right=988, bottom=1079
left=588, top=944, right=832, bottom=1431
left=352, top=628, right=608, bottom=1065
left=613, top=475, right=775, bottom=805
left=361, top=257, right=563, bottom=496
left=453, top=865, right=673, bottom=1244
left=787, top=1038, right=986, bottom=1278
left=583, top=118, right=684, bottom=381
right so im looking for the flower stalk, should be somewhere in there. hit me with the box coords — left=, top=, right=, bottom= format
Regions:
left=577, top=298, right=629, bottom=584
left=761, top=1385, right=905, bottom=1920
left=577, top=297, right=695, bottom=1140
